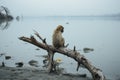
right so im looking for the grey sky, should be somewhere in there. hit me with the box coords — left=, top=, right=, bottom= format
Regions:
left=0, top=0, right=120, bottom=16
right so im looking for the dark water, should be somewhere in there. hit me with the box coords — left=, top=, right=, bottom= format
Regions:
left=0, top=16, right=120, bottom=80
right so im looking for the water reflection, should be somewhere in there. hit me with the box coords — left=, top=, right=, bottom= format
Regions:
left=0, top=19, right=12, bottom=30
left=0, top=15, right=22, bottom=30
left=16, top=16, right=20, bottom=21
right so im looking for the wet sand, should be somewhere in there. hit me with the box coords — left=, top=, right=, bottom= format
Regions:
left=0, top=67, right=92, bottom=80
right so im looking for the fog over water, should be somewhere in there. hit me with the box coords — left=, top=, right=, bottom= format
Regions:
left=0, top=0, right=120, bottom=16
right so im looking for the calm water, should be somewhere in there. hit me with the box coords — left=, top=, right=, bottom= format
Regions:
left=0, top=16, right=120, bottom=80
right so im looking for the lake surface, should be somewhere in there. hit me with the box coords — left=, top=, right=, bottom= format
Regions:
left=0, top=16, right=120, bottom=80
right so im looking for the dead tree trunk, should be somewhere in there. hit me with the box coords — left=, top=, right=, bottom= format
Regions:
left=19, top=32, right=105, bottom=80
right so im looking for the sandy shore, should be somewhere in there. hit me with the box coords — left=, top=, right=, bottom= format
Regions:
left=0, top=67, right=92, bottom=80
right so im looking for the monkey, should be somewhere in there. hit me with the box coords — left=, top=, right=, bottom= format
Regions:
left=52, top=25, right=65, bottom=48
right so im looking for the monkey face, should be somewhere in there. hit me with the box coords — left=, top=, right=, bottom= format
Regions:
left=56, top=25, right=64, bottom=33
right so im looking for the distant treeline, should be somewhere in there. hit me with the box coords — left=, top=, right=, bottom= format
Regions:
left=0, top=6, right=13, bottom=20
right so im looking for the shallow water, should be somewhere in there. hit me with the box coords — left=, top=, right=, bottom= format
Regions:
left=0, top=16, right=120, bottom=80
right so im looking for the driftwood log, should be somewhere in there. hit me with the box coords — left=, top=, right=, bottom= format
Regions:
left=19, top=31, right=105, bottom=80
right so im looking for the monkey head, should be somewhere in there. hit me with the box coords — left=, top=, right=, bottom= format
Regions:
left=56, top=25, right=64, bottom=33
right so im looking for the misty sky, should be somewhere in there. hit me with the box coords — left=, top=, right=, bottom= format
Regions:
left=0, top=0, right=120, bottom=16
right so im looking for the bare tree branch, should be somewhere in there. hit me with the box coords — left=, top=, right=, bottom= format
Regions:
left=19, top=33, right=105, bottom=80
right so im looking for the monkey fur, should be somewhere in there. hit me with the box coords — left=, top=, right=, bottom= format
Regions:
left=52, top=25, right=65, bottom=48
